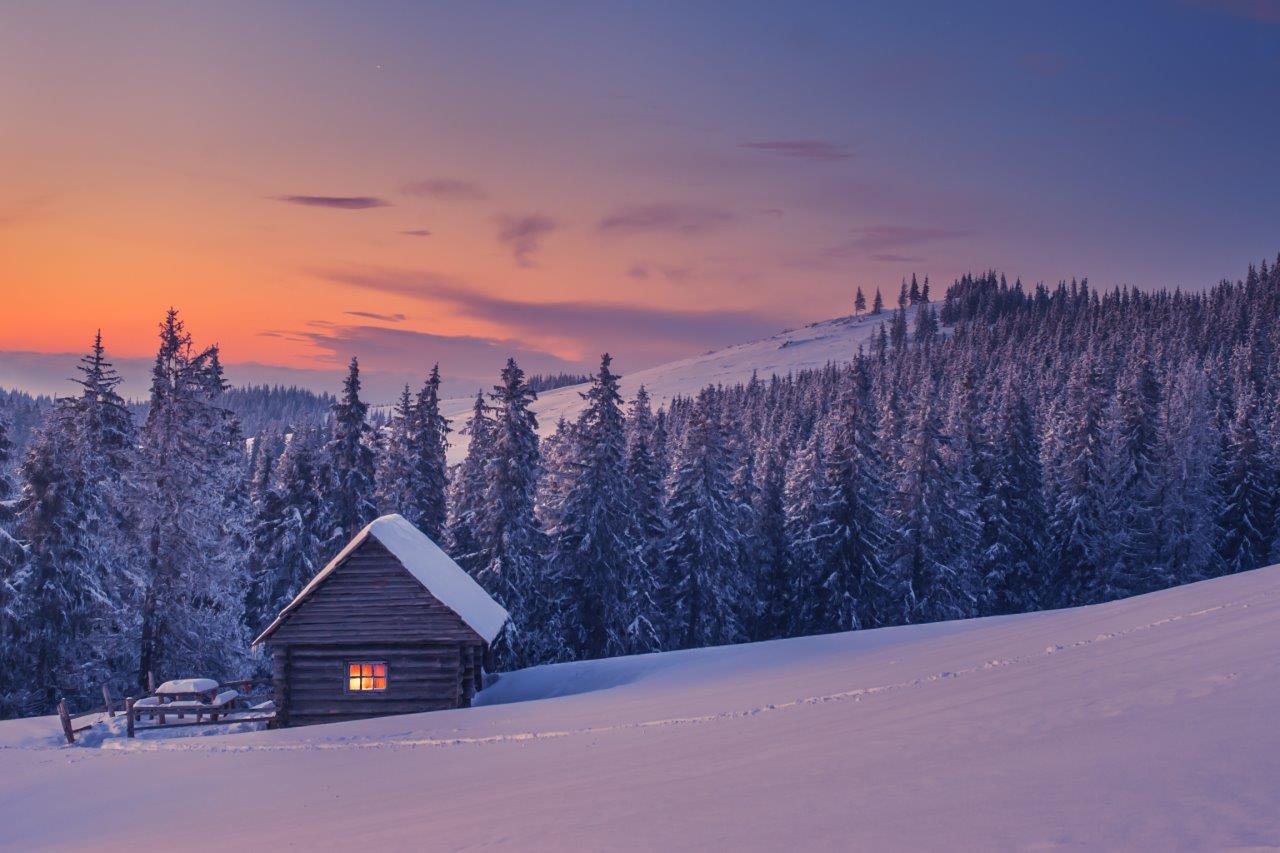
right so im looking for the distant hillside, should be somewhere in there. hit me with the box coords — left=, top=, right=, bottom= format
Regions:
left=440, top=310, right=899, bottom=463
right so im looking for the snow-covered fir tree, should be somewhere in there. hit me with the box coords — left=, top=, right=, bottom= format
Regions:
left=549, top=354, right=640, bottom=660
left=447, top=390, right=493, bottom=577
left=245, top=426, right=327, bottom=636
left=135, top=311, right=249, bottom=688
left=476, top=359, right=554, bottom=667
left=324, top=357, right=378, bottom=544
left=623, top=386, right=665, bottom=652
left=410, top=365, right=450, bottom=541
left=376, top=385, right=418, bottom=517
left=664, top=388, right=747, bottom=649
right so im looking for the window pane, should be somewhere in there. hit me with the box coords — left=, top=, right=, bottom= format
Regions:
left=373, top=677, right=386, bottom=689
left=362, top=664, right=373, bottom=677
left=361, top=676, right=371, bottom=689
left=373, top=663, right=386, bottom=677
left=348, top=676, right=361, bottom=691
left=348, top=664, right=360, bottom=677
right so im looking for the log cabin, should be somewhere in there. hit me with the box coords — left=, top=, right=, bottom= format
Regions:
left=252, top=514, right=509, bottom=727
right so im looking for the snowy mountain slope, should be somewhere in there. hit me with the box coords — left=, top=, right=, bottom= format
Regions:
left=3, top=564, right=1278, bottom=850
left=439, top=311, right=898, bottom=463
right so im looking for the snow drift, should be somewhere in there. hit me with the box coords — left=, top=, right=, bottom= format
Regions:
left=2, top=563, right=1278, bottom=849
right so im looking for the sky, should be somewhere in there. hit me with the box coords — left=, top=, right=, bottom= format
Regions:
left=2, top=0, right=1278, bottom=401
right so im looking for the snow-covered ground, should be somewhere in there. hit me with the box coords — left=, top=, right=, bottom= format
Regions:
left=440, top=311, right=896, bottom=463
left=3, top=564, right=1278, bottom=850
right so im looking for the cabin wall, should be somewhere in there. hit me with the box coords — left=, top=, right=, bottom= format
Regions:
left=273, top=642, right=482, bottom=726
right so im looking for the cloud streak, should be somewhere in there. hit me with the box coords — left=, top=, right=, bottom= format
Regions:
left=599, top=203, right=735, bottom=236
left=739, top=140, right=853, bottom=162
left=345, top=310, right=406, bottom=322
left=824, top=224, right=970, bottom=259
left=495, top=214, right=558, bottom=267
left=275, top=195, right=390, bottom=210
left=322, top=267, right=782, bottom=362
left=401, top=178, right=488, bottom=201
left=401, top=228, right=432, bottom=237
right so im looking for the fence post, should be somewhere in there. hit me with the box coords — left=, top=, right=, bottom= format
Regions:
left=57, top=698, right=75, bottom=745
left=102, top=684, right=115, bottom=717
left=125, top=697, right=135, bottom=739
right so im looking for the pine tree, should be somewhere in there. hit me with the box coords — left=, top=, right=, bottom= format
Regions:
left=872, top=288, right=884, bottom=315
left=550, top=355, right=638, bottom=660
left=749, top=443, right=790, bottom=640
left=854, top=287, right=866, bottom=316
left=624, top=386, right=665, bottom=652
left=136, top=311, right=249, bottom=687
left=664, top=389, right=746, bottom=648
left=245, top=427, right=326, bottom=636
left=1101, top=357, right=1165, bottom=596
left=978, top=379, right=1045, bottom=614
left=447, top=391, right=493, bottom=577
left=819, top=373, right=890, bottom=631
left=784, top=430, right=832, bottom=634
left=884, top=382, right=979, bottom=623
left=476, top=359, right=553, bottom=667
left=324, top=357, right=377, bottom=543
left=1217, top=385, right=1273, bottom=574
left=1045, top=353, right=1111, bottom=606
left=1158, top=367, right=1221, bottom=583
left=376, top=385, right=418, bottom=517
left=410, top=365, right=450, bottom=541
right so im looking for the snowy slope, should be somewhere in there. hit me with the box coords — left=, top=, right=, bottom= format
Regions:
left=440, top=311, right=897, bottom=463
left=3, top=565, right=1279, bottom=850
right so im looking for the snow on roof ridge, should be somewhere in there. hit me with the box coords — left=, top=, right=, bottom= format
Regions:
left=253, top=513, right=509, bottom=646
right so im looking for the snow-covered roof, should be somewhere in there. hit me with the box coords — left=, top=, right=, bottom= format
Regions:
left=253, top=514, right=509, bottom=646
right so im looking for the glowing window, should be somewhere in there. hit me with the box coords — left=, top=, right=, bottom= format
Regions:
left=347, top=662, right=387, bottom=692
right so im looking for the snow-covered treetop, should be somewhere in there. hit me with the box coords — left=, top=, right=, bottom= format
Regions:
left=254, top=513, right=510, bottom=645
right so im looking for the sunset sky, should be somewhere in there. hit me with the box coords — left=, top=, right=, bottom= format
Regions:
left=2, top=1, right=1278, bottom=400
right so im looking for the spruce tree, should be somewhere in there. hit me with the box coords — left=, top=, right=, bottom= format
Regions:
left=324, top=357, right=378, bottom=543
left=550, top=354, right=637, bottom=660
left=624, top=386, right=665, bottom=652
left=245, top=427, right=326, bottom=635
left=447, top=391, right=493, bottom=576
left=665, top=389, right=747, bottom=648
left=477, top=359, right=553, bottom=667
left=136, top=311, right=248, bottom=687
left=978, top=379, right=1045, bottom=614
left=411, top=365, right=450, bottom=541
left=376, top=385, right=418, bottom=517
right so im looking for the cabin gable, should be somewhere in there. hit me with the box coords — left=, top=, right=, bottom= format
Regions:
left=266, top=538, right=483, bottom=646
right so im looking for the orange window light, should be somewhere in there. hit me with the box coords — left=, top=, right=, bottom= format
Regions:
left=347, top=661, right=388, bottom=691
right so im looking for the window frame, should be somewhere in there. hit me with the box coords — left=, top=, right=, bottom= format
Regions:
left=345, top=660, right=389, bottom=693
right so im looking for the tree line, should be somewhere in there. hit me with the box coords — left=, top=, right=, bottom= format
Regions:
left=2, top=255, right=1280, bottom=717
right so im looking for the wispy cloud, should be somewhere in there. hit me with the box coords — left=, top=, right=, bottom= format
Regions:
left=739, top=140, right=853, bottom=162
left=495, top=214, right=558, bottom=267
left=401, top=228, right=432, bottom=237
left=834, top=224, right=969, bottom=255
left=1185, top=0, right=1280, bottom=22
left=275, top=195, right=390, bottom=210
left=599, top=203, right=735, bottom=236
left=625, top=263, right=693, bottom=283
left=321, top=267, right=782, bottom=362
left=345, top=310, right=406, bottom=322
left=401, top=178, right=488, bottom=201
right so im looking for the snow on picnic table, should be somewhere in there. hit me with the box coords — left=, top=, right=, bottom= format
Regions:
left=2, top=564, right=1279, bottom=850
left=154, top=678, right=219, bottom=695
